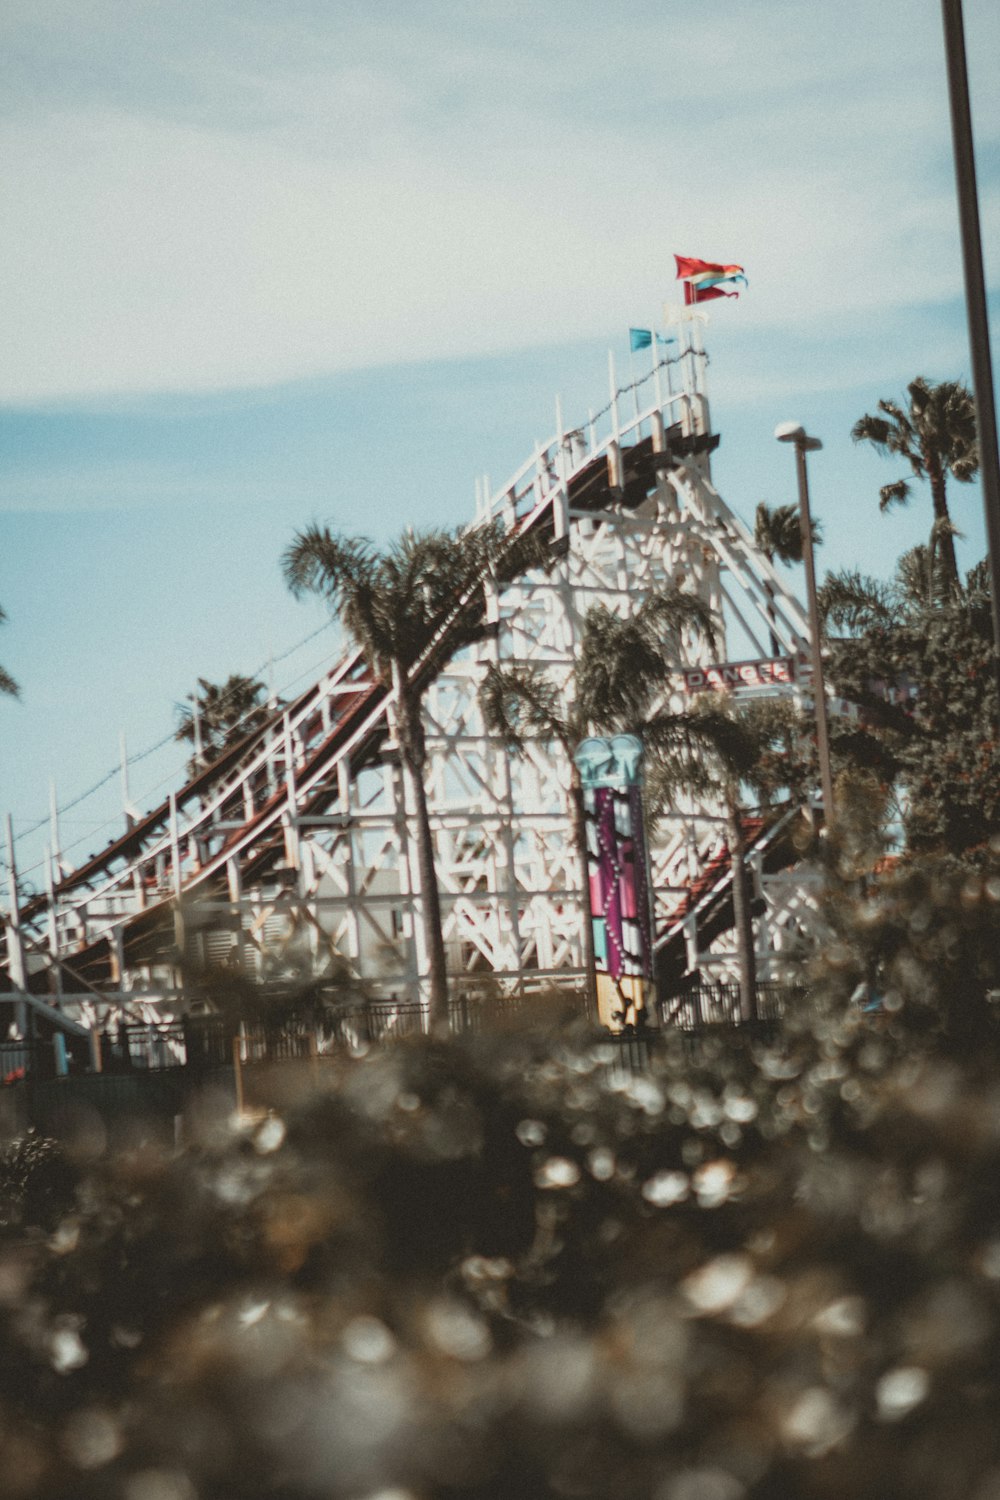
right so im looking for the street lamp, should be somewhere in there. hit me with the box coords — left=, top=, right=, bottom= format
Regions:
left=775, top=423, right=836, bottom=828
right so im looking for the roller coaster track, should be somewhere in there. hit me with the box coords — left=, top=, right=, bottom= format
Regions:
left=3, top=331, right=818, bottom=1018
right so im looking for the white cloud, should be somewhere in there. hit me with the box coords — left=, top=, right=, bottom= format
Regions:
left=1, top=2, right=997, bottom=403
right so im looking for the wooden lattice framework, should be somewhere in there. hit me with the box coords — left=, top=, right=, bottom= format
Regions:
left=1, top=323, right=823, bottom=1030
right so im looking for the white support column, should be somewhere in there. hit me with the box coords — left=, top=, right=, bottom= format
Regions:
left=45, top=844, right=63, bottom=998
left=607, top=352, right=624, bottom=493
left=169, top=793, right=182, bottom=899
left=688, top=314, right=712, bottom=458
left=120, top=731, right=136, bottom=829
left=283, top=713, right=300, bottom=870
left=192, top=693, right=204, bottom=771
left=552, top=395, right=568, bottom=541
left=109, top=925, right=127, bottom=991
left=4, top=814, right=27, bottom=1007
left=49, top=781, right=61, bottom=874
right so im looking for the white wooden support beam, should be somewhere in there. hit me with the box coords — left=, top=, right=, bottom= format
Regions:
left=3, top=813, right=27, bottom=1002
left=169, top=793, right=181, bottom=899
left=192, top=691, right=204, bottom=770
left=45, top=845, right=63, bottom=997
left=109, top=925, right=126, bottom=990
left=552, top=395, right=568, bottom=541
left=608, top=349, right=620, bottom=445
left=120, top=731, right=137, bottom=829
left=283, top=714, right=300, bottom=870
left=49, top=780, right=61, bottom=874
left=684, top=912, right=699, bottom=974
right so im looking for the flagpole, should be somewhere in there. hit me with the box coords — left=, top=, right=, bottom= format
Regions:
left=628, top=344, right=639, bottom=421
left=661, top=310, right=675, bottom=400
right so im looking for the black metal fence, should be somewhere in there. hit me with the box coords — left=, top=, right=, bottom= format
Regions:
left=658, top=981, right=798, bottom=1030
left=1, top=984, right=803, bottom=1087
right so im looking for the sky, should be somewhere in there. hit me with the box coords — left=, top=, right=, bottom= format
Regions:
left=1, top=0, right=998, bottom=891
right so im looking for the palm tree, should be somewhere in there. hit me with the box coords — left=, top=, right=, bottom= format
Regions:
left=480, top=590, right=717, bottom=1019
left=754, top=502, right=805, bottom=567
left=644, top=696, right=803, bottom=1022
left=754, top=502, right=823, bottom=656
left=851, top=377, right=978, bottom=593
left=284, top=519, right=547, bottom=1031
left=818, top=542, right=956, bottom=638
left=176, top=674, right=271, bottom=773
left=0, top=605, right=19, bottom=699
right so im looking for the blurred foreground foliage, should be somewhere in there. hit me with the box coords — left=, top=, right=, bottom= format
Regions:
left=2, top=842, right=1000, bottom=1500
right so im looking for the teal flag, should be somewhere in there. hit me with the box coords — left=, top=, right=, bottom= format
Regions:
left=629, top=327, right=676, bottom=352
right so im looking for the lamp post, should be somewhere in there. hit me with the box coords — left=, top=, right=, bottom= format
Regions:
left=775, top=423, right=836, bottom=828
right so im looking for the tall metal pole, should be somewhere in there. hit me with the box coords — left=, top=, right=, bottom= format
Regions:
left=795, top=441, right=836, bottom=826
left=941, top=0, right=1000, bottom=702
left=777, top=426, right=836, bottom=828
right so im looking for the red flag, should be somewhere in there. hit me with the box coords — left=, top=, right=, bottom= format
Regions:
left=675, top=254, right=746, bottom=304
left=674, top=254, right=745, bottom=282
left=683, top=282, right=740, bottom=305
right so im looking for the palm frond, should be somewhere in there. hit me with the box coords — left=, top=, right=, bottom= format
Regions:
left=754, top=502, right=801, bottom=564
left=854, top=402, right=920, bottom=476
left=637, top=588, right=718, bottom=656
left=753, top=502, right=822, bottom=565
left=963, top=559, right=991, bottom=600
left=573, top=590, right=716, bottom=731
left=851, top=413, right=892, bottom=450
left=479, top=663, right=569, bottom=751
left=908, top=378, right=978, bottom=479
left=905, top=378, right=932, bottom=420
left=494, top=527, right=553, bottom=586
left=876, top=398, right=915, bottom=442
left=894, top=546, right=936, bottom=610
left=282, top=526, right=373, bottom=599
left=878, top=479, right=911, bottom=512
left=175, top=673, right=270, bottom=761
left=0, top=604, right=18, bottom=698
left=643, top=749, right=717, bottom=819
left=818, top=569, right=895, bottom=635
left=574, top=608, right=669, bottom=728
left=644, top=695, right=803, bottom=813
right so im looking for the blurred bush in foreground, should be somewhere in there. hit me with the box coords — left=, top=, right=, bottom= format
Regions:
left=2, top=847, right=1000, bottom=1500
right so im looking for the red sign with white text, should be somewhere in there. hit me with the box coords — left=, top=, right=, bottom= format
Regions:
left=682, top=657, right=796, bottom=693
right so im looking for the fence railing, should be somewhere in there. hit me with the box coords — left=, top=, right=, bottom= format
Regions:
left=1, top=984, right=805, bottom=1084
left=658, top=981, right=798, bottom=1030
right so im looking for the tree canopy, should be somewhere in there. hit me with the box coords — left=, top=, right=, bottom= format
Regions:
left=851, top=377, right=978, bottom=593
left=0, top=605, right=19, bottom=699
left=176, top=673, right=271, bottom=772
left=284, top=518, right=550, bottom=1026
left=820, top=554, right=998, bottom=856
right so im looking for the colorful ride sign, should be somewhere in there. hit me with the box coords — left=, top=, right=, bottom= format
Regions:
left=572, top=734, right=654, bottom=1032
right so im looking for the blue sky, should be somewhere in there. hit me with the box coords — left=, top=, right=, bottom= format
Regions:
left=1, top=0, right=998, bottom=889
